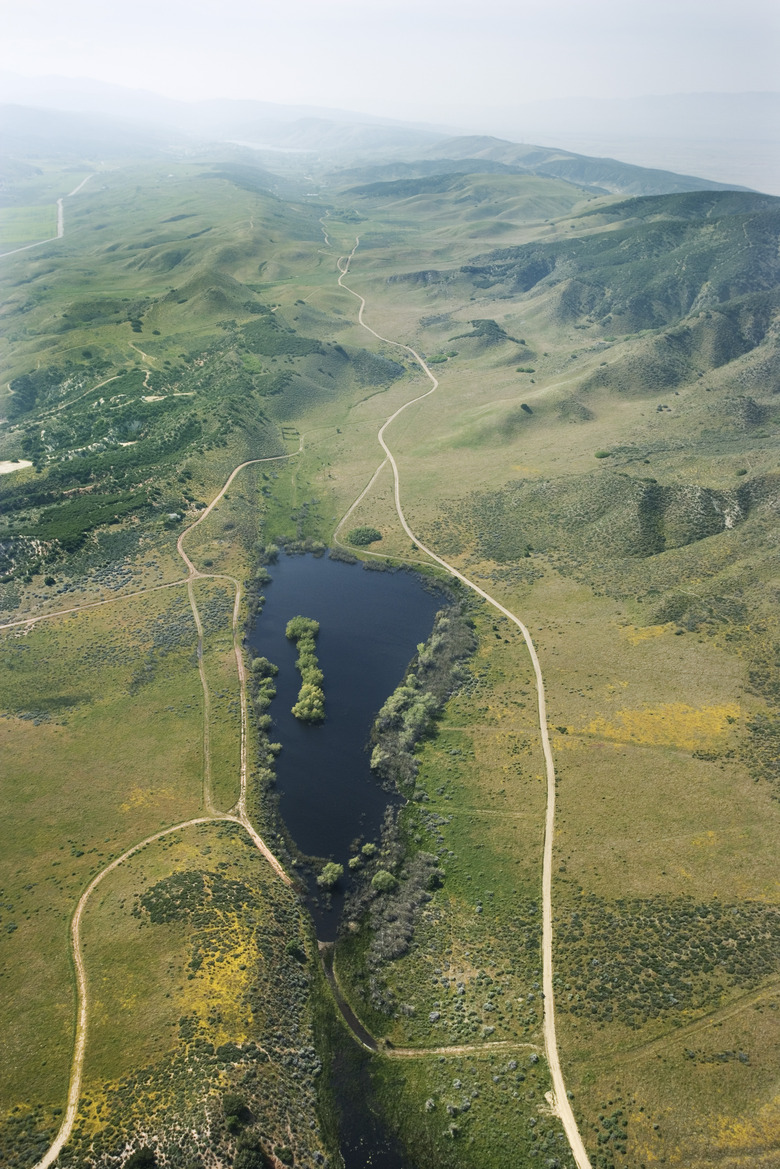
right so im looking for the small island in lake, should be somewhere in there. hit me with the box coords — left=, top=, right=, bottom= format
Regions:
left=286, top=616, right=325, bottom=722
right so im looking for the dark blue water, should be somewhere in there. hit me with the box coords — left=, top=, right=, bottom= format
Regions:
left=247, top=553, right=442, bottom=938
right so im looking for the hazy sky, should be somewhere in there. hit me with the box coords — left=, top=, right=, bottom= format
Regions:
left=3, top=0, right=778, bottom=120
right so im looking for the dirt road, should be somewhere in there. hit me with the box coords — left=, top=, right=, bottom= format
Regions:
left=28, top=451, right=298, bottom=1168
left=336, top=238, right=593, bottom=1169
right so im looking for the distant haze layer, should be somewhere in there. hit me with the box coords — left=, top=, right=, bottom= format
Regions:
left=1, top=0, right=778, bottom=113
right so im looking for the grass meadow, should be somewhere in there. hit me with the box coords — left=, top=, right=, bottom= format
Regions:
left=0, top=588, right=203, bottom=1123
left=313, top=189, right=780, bottom=1165
left=0, top=205, right=58, bottom=247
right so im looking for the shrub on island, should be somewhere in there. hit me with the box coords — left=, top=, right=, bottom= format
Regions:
left=286, top=616, right=325, bottom=723
left=371, top=869, right=398, bottom=893
left=317, top=862, right=344, bottom=889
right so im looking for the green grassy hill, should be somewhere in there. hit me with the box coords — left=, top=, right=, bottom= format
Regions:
left=0, top=161, right=406, bottom=586
left=424, top=134, right=752, bottom=195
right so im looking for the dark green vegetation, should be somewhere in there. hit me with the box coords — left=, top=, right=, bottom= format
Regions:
left=61, top=824, right=327, bottom=1169
left=317, top=862, right=344, bottom=890
left=346, top=525, right=382, bottom=546
left=285, top=616, right=325, bottom=722
left=369, top=600, right=478, bottom=793
left=0, top=821, right=327, bottom=1169
left=556, top=894, right=780, bottom=1027
left=370, top=1052, right=571, bottom=1169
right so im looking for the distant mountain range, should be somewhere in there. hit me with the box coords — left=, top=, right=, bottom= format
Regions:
left=428, top=91, right=780, bottom=194
left=0, top=72, right=769, bottom=199
left=422, top=137, right=748, bottom=196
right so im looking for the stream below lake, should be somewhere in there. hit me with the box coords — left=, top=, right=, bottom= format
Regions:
left=246, top=552, right=444, bottom=1167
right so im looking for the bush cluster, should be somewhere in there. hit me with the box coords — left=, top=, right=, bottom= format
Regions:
left=370, top=603, right=477, bottom=792
left=61, top=828, right=326, bottom=1169
left=368, top=852, right=444, bottom=965
left=556, top=893, right=780, bottom=1028
left=347, top=525, right=382, bottom=546
left=251, top=655, right=278, bottom=717
left=285, top=616, right=324, bottom=722
left=317, top=861, right=344, bottom=890
left=337, top=599, right=477, bottom=1015
left=590, top=1106, right=628, bottom=1168
left=135, top=870, right=255, bottom=927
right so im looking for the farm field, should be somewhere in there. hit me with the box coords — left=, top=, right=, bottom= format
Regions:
left=0, top=148, right=778, bottom=1169
left=0, top=205, right=58, bottom=247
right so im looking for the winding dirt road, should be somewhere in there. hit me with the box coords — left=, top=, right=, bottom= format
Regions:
left=335, top=238, right=593, bottom=1169
left=28, top=451, right=297, bottom=1169
left=174, top=450, right=300, bottom=874
left=33, top=817, right=227, bottom=1169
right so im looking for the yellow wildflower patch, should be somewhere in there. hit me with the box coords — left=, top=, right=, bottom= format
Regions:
left=579, top=702, right=740, bottom=751
left=551, top=731, right=578, bottom=750
left=710, top=1098, right=780, bottom=1164
left=120, top=784, right=173, bottom=812
left=691, top=830, right=718, bottom=847
left=620, top=623, right=670, bottom=644
left=120, top=786, right=152, bottom=812
left=184, top=913, right=260, bottom=1047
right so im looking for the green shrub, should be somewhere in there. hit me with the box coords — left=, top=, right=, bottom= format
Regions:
left=347, top=525, right=382, bottom=546
left=317, top=862, right=344, bottom=890
left=223, top=1092, right=251, bottom=1125
left=126, top=1149, right=157, bottom=1169
left=233, top=1134, right=271, bottom=1169
left=285, top=939, right=307, bottom=962
left=371, top=870, right=398, bottom=893
left=251, top=656, right=278, bottom=679
left=286, top=616, right=325, bottom=722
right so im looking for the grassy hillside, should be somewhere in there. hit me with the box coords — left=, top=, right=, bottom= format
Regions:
left=315, top=184, right=779, bottom=1167
left=0, top=160, right=408, bottom=611
left=0, top=157, right=414, bottom=1168
left=423, top=135, right=752, bottom=196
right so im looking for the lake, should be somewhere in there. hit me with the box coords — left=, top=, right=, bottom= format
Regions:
left=247, top=552, right=443, bottom=938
